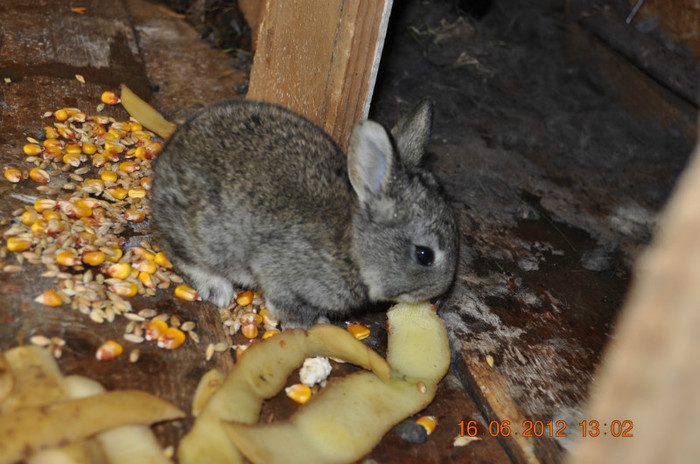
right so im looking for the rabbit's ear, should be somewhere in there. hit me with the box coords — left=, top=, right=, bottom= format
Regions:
left=391, top=99, right=433, bottom=169
left=348, top=121, right=394, bottom=204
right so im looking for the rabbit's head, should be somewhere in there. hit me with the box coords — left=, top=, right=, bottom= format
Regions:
left=348, top=100, right=459, bottom=304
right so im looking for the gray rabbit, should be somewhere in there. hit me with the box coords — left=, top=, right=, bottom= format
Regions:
left=150, top=99, right=458, bottom=327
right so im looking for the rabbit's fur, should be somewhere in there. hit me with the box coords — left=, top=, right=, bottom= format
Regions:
left=151, top=99, right=458, bottom=327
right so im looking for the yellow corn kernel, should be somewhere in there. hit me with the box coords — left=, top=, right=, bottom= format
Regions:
left=347, top=322, right=370, bottom=340
left=175, top=284, right=200, bottom=301
left=415, top=416, right=438, bottom=436
left=43, top=137, right=62, bottom=149
left=30, top=219, right=47, bottom=235
left=133, top=258, right=157, bottom=274
left=104, top=262, right=131, bottom=279
left=71, top=202, right=92, bottom=218
left=128, top=121, right=143, bottom=132
left=34, top=198, right=57, bottom=212
left=131, top=130, right=152, bottom=140
left=118, top=161, right=140, bottom=173
left=129, top=146, right=148, bottom=161
left=145, top=319, right=168, bottom=341
left=92, top=153, right=108, bottom=167
left=95, top=340, right=123, bottom=361
left=127, top=187, right=147, bottom=199
left=21, top=210, right=40, bottom=226
left=64, top=142, right=82, bottom=154
left=154, top=251, right=173, bottom=269
left=43, top=145, right=62, bottom=159
left=46, top=218, right=64, bottom=236
left=261, top=329, right=280, bottom=340
left=106, top=185, right=128, bottom=200
left=107, top=128, right=127, bottom=139
left=4, top=168, right=22, bottom=183
left=240, top=311, right=263, bottom=325
left=132, top=246, right=155, bottom=261
left=23, top=143, right=43, bottom=156
left=81, top=142, right=97, bottom=155
left=124, top=208, right=145, bottom=222
left=57, top=126, right=75, bottom=140
left=82, top=250, right=106, bottom=266
left=157, top=327, right=186, bottom=350
left=43, top=126, right=59, bottom=139
left=7, top=236, right=34, bottom=252
left=139, top=176, right=153, bottom=190
left=42, top=210, right=61, bottom=221
left=285, top=384, right=312, bottom=404
left=144, top=141, right=163, bottom=157
left=101, top=170, right=118, bottom=183
left=75, top=231, right=96, bottom=246
left=29, top=167, right=50, bottom=184
left=107, top=280, right=138, bottom=297
left=53, top=108, right=69, bottom=121
left=35, top=289, right=63, bottom=307
left=56, top=251, right=80, bottom=267
left=138, top=271, right=156, bottom=289
left=100, top=91, right=120, bottom=105
left=240, top=323, right=259, bottom=339
left=104, top=141, right=125, bottom=154
left=236, top=290, right=254, bottom=307
left=62, top=152, right=81, bottom=167
left=101, top=247, right=123, bottom=263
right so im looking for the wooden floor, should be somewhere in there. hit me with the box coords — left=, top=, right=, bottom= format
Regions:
left=0, top=1, right=696, bottom=463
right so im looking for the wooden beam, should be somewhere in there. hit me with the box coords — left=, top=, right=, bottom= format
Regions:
left=246, top=0, right=393, bottom=150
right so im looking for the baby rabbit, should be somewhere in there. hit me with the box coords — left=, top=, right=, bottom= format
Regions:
left=150, top=99, right=458, bottom=327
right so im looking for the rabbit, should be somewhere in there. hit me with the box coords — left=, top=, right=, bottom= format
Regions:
left=150, top=99, right=459, bottom=327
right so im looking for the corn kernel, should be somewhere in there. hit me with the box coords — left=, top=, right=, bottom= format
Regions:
left=139, top=271, right=156, bottom=289
left=128, top=121, right=143, bottom=132
left=101, top=171, right=118, bottom=183
left=157, top=327, right=186, bottom=350
left=4, top=168, right=22, bottom=183
left=133, top=258, right=157, bottom=274
left=104, top=141, right=125, bottom=154
left=347, top=322, right=370, bottom=340
left=145, top=319, right=168, bottom=341
left=415, top=416, right=438, bottom=435
left=43, top=126, right=59, bottom=139
left=175, top=284, right=200, bottom=301
left=108, top=280, right=138, bottom=297
left=53, top=109, right=69, bottom=121
left=21, top=210, right=40, bottom=226
left=236, top=290, right=254, bottom=307
left=261, top=329, right=280, bottom=340
left=57, top=126, right=75, bottom=140
left=29, top=167, right=50, bottom=184
left=95, top=340, right=123, bottom=361
left=42, top=210, right=61, bottom=221
left=118, top=161, right=140, bottom=173
left=43, top=138, right=62, bottom=149
left=106, top=185, right=128, bottom=200
left=23, top=143, right=43, bottom=156
left=81, top=142, right=97, bottom=155
left=104, top=262, right=131, bottom=279
left=82, top=250, right=106, bottom=266
left=75, top=231, right=96, bottom=246
left=7, top=236, right=34, bottom=252
left=35, top=289, right=63, bottom=307
left=34, top=198, right=57, bottom=212
left=111, top=121, right=129, bottom=131
left=241, top=323, right=259, bottom=339
left=285, top=383, right=312, bottom=404
left=144, top=141, right=163, bottom=157
left=62, top=152, right=81, bottom=167
left=30, top=219, right=47, bottom=235
left=43, top=145, right=62, bottom=159
left=64, top=142, right=82, bottom=154
left=101, top=91, right=120, bottom=105
left=154, top=251, right=173, bottom=269
left=46, top=218, right=64, bottom=236
left=131, top=130, right=151, bottom=140
left=56, top=251, right=80, bottom=267
left=92, top=153, right=108, bottom=167
left=124, top=208, right=145, bottom=222
left=139, top=176, right=153, bottom=190
left=127, top=187, right=147, bottom=199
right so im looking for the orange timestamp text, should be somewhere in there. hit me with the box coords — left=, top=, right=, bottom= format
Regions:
left=458, top=419, right=634, bottom=438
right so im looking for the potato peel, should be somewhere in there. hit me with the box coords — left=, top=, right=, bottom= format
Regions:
left=221, top=302, right=450, bottom=464
left=0, top=390, right=184, bottom=464
left=178, top=324, right=392, bottom=464
left=119, top=84, right=177, bottom=139
left=1, top=345, right=66, bottom=414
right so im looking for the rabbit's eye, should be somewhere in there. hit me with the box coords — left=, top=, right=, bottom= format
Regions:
left=414, top=245, right=435, bottom=266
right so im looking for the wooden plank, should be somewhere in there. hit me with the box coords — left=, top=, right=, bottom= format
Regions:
left=246, top=0, right=393, bottom=150
left=568, top=135, right=700, bottom=463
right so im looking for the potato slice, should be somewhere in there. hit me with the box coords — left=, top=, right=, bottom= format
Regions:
left=63, top=375, right=174, bottom=464
left=0, top=352, right=12, bottom=404
left=1, top=345, right=66, bottom=413
left=191, top=368, right=225, bottom=417
left=178, top=324, right=391, bottom=464
left=120, top=84, right=177, bottom=139
left=0, top=390, right=184, bottom=464
left=222, top=302, right=450, bottom=464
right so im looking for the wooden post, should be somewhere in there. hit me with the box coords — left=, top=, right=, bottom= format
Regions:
left=245, top=0, right=393, bottom=150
